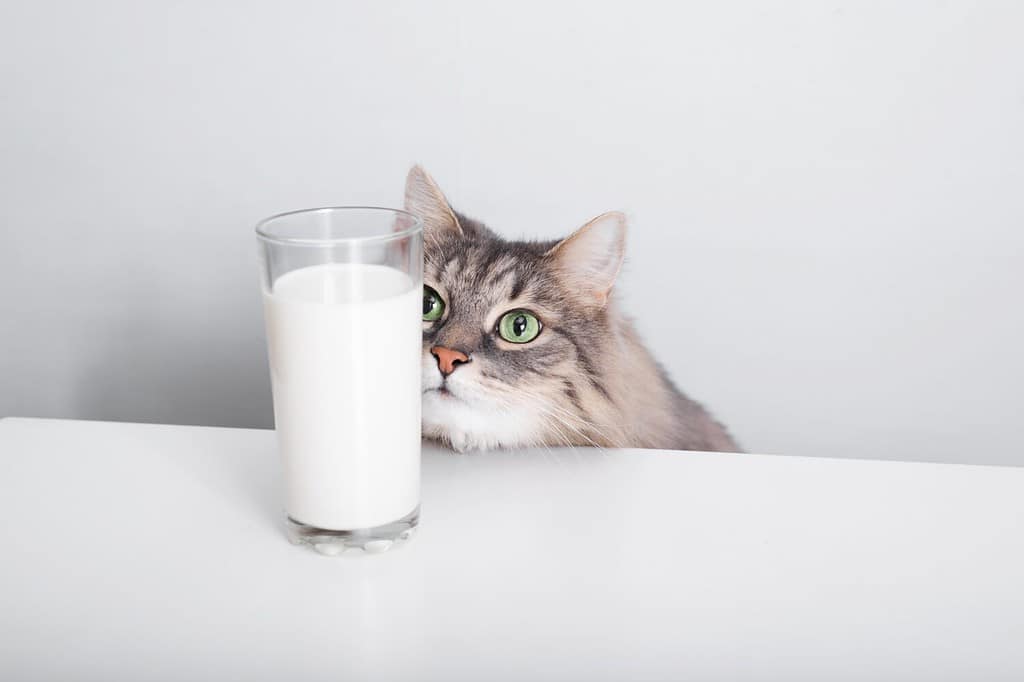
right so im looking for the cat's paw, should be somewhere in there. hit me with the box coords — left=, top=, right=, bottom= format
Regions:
left=447, top=430, right=474, bottom=453
left=423, top=419, right=510, bottom=453
left=444, top=429, right=500, bottom=453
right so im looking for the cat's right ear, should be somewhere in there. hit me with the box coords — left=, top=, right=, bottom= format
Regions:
left=404, top=165, right=463, bottom=239
left=545, top=211, right=627, bottom=307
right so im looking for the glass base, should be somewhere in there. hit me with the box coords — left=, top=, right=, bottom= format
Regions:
left=285, top=506, right=419, bottom=555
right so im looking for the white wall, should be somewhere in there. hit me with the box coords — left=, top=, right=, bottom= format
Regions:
left=2, top=1, right=1022, bottom=465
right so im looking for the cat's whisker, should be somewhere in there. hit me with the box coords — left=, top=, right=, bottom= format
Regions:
left=536, top=427, right=572, bottom=472
left=488, top=391, right=592, bottom=449
left=526, top=404, right=601, bottom=451
left=536, top=409, right=596, bottom=460
left=484, top=387, right=613, bottom=456
left=443, top=351, right=615, bottom=451
left=533, top=411, right=575, bottom=451
left=546, top=428, right=576, bottom=459
left=503, top=388, right=614, bottom=452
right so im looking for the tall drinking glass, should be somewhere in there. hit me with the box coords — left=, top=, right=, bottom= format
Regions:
left=256, top=207, right=423, bottom=554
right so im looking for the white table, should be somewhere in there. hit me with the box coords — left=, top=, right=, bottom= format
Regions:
left=1, top=417, right=1021, bottom=681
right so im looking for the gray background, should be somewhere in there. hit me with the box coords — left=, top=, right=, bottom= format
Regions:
left=2, top=1, right=1022, bottom=465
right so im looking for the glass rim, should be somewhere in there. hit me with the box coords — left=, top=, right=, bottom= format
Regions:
left=255, top=206, right=423, bottom=246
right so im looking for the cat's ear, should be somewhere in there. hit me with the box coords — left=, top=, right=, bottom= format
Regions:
left=404, top=165, right=463, bottom=239
left=545, top=211, right=627, bottom=307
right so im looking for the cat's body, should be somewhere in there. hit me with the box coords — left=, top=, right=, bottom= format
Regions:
left=407, top=167, right=740, bottom=453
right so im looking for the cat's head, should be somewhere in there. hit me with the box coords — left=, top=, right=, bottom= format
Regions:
left=406, top=166, right=627, bottom=452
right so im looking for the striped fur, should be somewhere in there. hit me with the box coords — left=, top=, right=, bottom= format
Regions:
left=407, top=166, right=740, bottom=453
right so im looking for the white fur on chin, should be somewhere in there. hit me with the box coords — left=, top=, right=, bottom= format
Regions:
left=421, top=358, right=545, bottom=452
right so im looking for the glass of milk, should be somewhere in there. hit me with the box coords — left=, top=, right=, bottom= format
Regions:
left=256, top=207, right=423, bottom=555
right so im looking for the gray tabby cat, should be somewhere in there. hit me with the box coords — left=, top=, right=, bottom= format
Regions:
left=407, top=166, right=740, bottom=453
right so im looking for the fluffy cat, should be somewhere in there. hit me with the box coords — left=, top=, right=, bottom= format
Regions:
left=406, top=166, right=740, bottom=453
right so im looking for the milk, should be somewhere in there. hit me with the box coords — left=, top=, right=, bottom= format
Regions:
left=263, top=263, right=421, bottom=530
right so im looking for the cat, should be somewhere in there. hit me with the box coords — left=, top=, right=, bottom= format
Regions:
left=405, top=166, right=740, bottom=453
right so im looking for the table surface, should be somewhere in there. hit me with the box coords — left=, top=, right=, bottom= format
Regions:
left=1, top=417, right=1022, bottom=681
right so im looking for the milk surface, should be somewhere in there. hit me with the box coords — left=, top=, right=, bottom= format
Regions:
left=263, top=263, right=421, bottom=530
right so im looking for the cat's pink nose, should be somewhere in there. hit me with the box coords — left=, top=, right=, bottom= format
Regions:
left=431, top=346, right=470, bottom=376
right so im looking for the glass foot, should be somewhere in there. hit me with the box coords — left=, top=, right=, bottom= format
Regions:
left=285, top=506, right=419, bottom=555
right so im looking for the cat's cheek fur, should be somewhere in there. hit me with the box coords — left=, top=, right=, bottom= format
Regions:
left=421, top=357, right=444, bottom=393
left=421, top=392, right=546, bottom=452
left=420, top=355, right=547, bottom=452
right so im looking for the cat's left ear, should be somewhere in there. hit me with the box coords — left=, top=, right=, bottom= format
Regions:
left=545, top=211, right=627, bottom=307
left=404, top=165, right=463, bottom=239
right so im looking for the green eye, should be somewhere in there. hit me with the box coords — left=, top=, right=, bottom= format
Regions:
left=423, top=286, right=445, bottom=322
left=498, top=310, right=542, bottom=343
